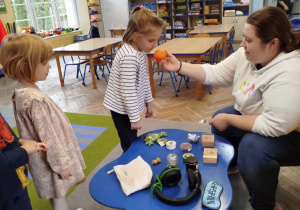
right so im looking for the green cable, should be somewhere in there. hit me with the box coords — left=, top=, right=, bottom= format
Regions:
left=151, top=167, right=180, bottom=197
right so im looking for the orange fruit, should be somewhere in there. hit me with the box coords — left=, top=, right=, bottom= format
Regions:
left=154, top=49, right=167, bottom=62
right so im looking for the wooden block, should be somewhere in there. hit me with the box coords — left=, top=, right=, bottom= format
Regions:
left=203, top=148, right=218, bottom=164
left=202, top=133, right=215, bottom=147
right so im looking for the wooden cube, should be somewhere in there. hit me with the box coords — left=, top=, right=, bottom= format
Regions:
left=202, top=133, right=215, bottom=147
left=203, top=148, right=218, bottom=164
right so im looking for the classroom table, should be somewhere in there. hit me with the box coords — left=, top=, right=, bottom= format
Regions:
left=109, top=27, right=126, bottom=37
left=90, top=129, right=234, bottom=210
left=189, top=24, right=234, bottom=58
left=54, top=38, right=122, bottom=89
left=147, top=37, right=222, bottom=100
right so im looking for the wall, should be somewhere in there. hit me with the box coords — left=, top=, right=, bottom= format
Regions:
left=76, top=0, right=90, bottom=35
left=292, top=0, right=300, bottom=14
left=252, top=0, right=263, bottom=13
left=100, top=0, right=129, bottom=37
left=45, top=31, right=81, bottom=48
left=0, top=0, right=15, bottom=24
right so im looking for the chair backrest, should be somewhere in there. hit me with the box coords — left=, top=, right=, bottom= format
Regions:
left=193, top=33, right=210, bottom=38
left=103, top=44, right=112, bottom=64
left=229, top=28, right=235, bottom=43
left=215, top=38, right=225, bottom=63
left=118, top=41, right=123, bottom=49
left=209, top=44, right=217, bottom=64
left=158, top=27, right=167, bottom=45
left=185, top=29, right=192, bottom=38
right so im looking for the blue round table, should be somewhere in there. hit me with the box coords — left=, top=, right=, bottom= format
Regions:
left=90, top=129, right=234, bottom=210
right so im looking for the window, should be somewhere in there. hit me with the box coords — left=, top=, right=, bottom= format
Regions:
left=11, top=0, right=79, bottom=32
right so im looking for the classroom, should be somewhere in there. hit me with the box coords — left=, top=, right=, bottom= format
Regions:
left=1, top=0, right=300, bottom=210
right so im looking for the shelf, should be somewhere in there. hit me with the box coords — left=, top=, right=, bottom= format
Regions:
left=173, top=28, right=188, bottom=30
left=223, top=5, right=250, bottom=8
left=89, top=13, right=101, bottom=15
left=88, top=5, right=100, bottom=7
left=205, top=13, right=220, bottom=16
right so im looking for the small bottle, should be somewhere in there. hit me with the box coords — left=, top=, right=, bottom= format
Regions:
left=167, top=153, right=178, bottom=168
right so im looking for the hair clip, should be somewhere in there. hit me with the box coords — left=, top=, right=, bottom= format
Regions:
left=140, top=5, right=144, bottom=9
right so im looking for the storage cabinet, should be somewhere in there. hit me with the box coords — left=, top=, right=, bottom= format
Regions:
left=87, top=0, right=104, bottom=36
left=222, top=0, right=251, bottom=42
left=129, top=0, right=222, bottom=39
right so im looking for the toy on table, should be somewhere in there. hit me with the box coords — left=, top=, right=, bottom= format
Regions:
left=202, top=181, right=223, bottom=209
left=144, top=131, right=168, bottom=146
left=203, top=148, right=218, bottom=164
left=152, top=157, right=161, bottom=165
left=187, top=133, right=200, bottom=143
left=202, top=133, right=215, bottom=147
left=154, top=49, right=167, bottom=62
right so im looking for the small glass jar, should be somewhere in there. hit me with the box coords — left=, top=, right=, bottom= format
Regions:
left=167, top=153, right=178, bottom=168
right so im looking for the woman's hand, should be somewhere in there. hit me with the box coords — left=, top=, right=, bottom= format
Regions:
left=159, top=50, right=181, bottom=72
left=60, top=167, right=73, bottom=179
left=131, top=121, right=142, bottom=130
left=209, top=114, right=230, bottom=132
left=19, top=139, right=47, bottom=154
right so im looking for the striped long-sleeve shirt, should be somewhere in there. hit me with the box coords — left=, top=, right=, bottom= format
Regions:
left=103, top=43, right=153, bottom=123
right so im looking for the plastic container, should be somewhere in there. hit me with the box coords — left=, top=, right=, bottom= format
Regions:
left=150, top=3, right=157, bottom=11
left=130, top=4, right=136, bottom=10
left=183, top=153, right=194, bottom=163
left=167, top=153, right=178, bottom=168
left=144, top=3, right=151, bottom=9
left=180, top=143, right=192, bottom=152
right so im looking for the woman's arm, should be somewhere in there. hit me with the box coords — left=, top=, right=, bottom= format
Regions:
left=209, top=114, right=258, bottom=132
left=160, top=51, right=207, bottom=82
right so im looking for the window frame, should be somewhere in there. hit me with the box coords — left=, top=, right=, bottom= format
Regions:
left=11, top=0, right=79, bottom=32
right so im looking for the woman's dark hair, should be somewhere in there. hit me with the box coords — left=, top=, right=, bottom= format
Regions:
left=247, top=6, right=300, bottom=53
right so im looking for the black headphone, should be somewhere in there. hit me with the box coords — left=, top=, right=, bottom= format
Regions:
left=151, top=156, right=202, bottom=206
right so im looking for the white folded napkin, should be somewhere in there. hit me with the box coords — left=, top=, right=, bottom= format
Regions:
left=112, top=156, right=153, bottom=196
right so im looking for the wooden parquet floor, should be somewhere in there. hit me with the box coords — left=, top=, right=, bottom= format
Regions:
left=0, top=56, right=299, bottom=210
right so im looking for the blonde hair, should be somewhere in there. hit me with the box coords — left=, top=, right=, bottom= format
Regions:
left=123, top=6, right=165, bottom=45
left=0, top=34, right=53, bottom=82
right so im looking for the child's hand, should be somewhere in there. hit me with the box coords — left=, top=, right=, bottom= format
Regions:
left=159, top=50, right=181, bottom=72
left=60, top=167, right=73, bottom=179
left=131, top=121, right=142, bottom=130
left=145, top=103, right=153, bottom=118
left=19, top=139, right=47, bottom=155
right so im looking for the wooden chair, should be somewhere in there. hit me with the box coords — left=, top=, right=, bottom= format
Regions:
left=83, top=44, right=112, bottom=85
left=111, top=29, right=125, bottom=37
left=185, top=29, right=192, bottom=38
left=117, top=41, right=123, bottom=49
left=193, top=33, right=210, bottom=38
left=158, top=27, right=167, bottom=45
left=62, top=56, right=89, bottom=85
left=227, top=28, right=235, bottom=56
left=106, top=42, right=123, bottom=67
left=215, top=38, right=225, bottom=63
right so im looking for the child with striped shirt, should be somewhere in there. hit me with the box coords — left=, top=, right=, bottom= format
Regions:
left=104, top=6, right=165, bottom=152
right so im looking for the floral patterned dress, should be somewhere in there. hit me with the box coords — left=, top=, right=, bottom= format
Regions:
left=12, top=87, right=86, bottom=199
